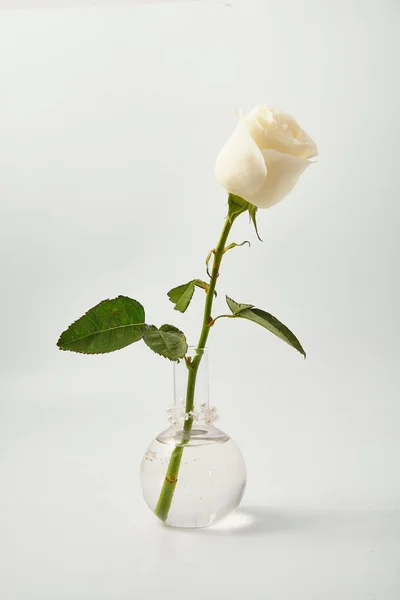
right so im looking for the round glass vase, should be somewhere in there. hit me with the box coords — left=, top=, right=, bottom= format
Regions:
left=140, top=347, right=247, bottom=528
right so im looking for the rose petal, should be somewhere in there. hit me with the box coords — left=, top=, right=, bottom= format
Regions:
left=246, top=149, right=311, bottom=209
left=215, top=120, right=267, bottom=197
left=245, top=106, right=318, bottom=160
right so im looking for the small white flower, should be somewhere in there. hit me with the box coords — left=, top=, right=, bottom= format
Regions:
left=144, top=450, right=156, bottom=462
left=167, top=399, right=186, bottom=425
left=166, top=402, right=220, bottom=426
left=200, top=404, right=219, bottom=425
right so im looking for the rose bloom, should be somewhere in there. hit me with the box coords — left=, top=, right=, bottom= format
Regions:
left=215, top=106, right=318, bottom=209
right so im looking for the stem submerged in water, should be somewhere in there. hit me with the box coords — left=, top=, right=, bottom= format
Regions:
left=153, top=215, right=235, bottom=522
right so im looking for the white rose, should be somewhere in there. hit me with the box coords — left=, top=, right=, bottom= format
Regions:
left=215, top=106, right=318, bottom=209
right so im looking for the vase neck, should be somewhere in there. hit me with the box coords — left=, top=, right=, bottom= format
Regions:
left=166, top=347, right=218, bottom=428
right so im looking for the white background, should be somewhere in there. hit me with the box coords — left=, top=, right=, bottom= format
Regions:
left=0, top=0, right=399, bottom=598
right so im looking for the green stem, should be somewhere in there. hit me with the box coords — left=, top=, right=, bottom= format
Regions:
left=154, top=215, right=235, bottom=522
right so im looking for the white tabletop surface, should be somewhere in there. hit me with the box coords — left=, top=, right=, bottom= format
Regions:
left=1, top=392, right=399, bottom=600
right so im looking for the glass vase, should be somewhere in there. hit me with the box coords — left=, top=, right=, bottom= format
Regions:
left=140, top=347, right=247, bottom=528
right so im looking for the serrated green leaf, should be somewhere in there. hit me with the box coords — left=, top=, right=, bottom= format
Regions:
left=143, top=324, right=188, bottom=360
left=167, top=282, right=196, bottom=313
left=57, top=296, right=148, bottom=354
left=227, top=193, right=249, bottom=222
left=226, top=297, right=306, bottom=357
left=248, top=204, right=262, bottom=241
left=226, top=295, right=254, bottom=315
left=168, top=279, right=215, bottom=313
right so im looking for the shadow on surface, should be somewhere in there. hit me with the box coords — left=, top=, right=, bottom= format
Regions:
left=204, top=506, right=314, bottom=536
left=162, top=507, right=400, bottom=537
left=164, top=506, right=320, bottom=537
